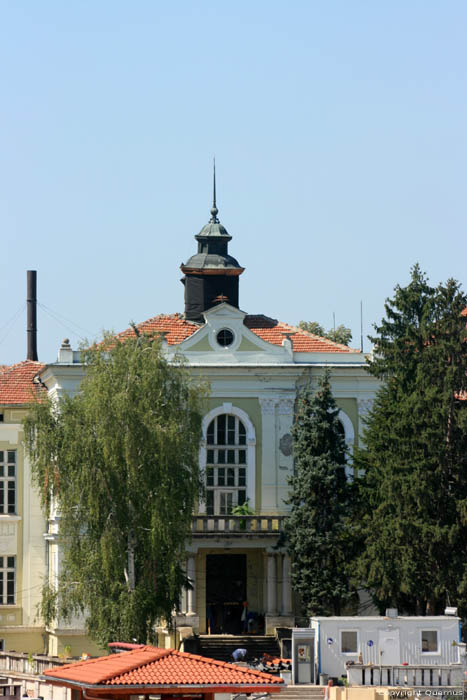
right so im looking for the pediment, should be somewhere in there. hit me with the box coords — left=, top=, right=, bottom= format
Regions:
left=172, top=303, right=293, bottom=363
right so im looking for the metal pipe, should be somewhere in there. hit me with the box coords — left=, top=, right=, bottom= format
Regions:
left=27, top=270, right=38, bottom=361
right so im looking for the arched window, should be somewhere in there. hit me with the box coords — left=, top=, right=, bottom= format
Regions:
left=205, top=414, right=247, bottom=515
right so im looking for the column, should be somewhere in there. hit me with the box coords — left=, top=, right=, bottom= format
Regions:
left=259, top=397, right=278, bottom=510
left=281, top=553, right=293, bottom=615
left=186, top=555, right=196, bottom=616
left=266, top=553, right=277, bottom=615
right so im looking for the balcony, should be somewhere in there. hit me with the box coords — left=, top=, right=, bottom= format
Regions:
left=191, top=514, right=284, bottom=537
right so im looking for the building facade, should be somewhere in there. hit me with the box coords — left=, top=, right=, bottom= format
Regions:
left=0, top=191, right=380, bottom=654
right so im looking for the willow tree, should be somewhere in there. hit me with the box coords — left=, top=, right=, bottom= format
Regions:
left=24, top=331, right=206, bottom=646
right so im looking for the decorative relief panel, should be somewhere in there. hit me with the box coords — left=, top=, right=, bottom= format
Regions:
left=279, top=433, right=293, bottom=457
left=0, top=521, right=17, bottom=554
left=259, top=398, right=277, bottom=416
left=278, top=399, right=294, bottom=416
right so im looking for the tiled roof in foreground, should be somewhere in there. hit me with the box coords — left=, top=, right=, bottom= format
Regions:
left=120, top=313, right=359, bottom=353
left=44, top=645, right=283, bottom=690
left=0, top=360, right=46, bottom=405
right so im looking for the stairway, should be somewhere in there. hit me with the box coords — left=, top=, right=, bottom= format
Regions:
left=197, top=634, right=280, bottom=663
left=278, top=685, right=324, bottom=699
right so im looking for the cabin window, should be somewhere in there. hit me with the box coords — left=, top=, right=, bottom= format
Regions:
left=421, top=630, right=439, bottom=653
left=341, top=630, right=358, bottom=654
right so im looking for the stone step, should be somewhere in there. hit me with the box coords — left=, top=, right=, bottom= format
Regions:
left=196, top=634, right=281, bottom=662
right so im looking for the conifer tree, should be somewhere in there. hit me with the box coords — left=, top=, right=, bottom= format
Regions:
left=24, top=332, right=206, bottom=646
left=284, top=369, right=355, bottom=615
left=355, top=266, right=467, bottom=615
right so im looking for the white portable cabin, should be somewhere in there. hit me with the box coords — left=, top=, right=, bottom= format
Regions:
left=293, top=614, right=462, bottom=682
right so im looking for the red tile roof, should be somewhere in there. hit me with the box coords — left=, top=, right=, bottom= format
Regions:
left=0, top=360, right=46, bottom=406
left=244, top=315, right=359, bottom=353
left=119, top=313, right=358, bottom=353
left=44, top=646, right=283, bottom=692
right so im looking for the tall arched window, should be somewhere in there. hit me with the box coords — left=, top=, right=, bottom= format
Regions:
left=205, top=414, right=247, bottom=515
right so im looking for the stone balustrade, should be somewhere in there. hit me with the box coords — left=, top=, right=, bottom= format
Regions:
left=191, top=514, right=284, bottom=536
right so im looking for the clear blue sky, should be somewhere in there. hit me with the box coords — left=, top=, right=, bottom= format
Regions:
left=1, top=1, right=466, bottom=364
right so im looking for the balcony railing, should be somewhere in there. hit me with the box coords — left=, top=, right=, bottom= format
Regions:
left=192, top=514, right=284, bottom=536
left=0, top=651, right=69, bottom=676
left=347, top=663, right=465, bottom=688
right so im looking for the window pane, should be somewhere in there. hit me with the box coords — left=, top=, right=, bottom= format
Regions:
left=341, top=631, right=358, bottom=653
left=206, top=468, right=214, bottom=486
left=422, top=631, right=438, bottom=652
left=238, top=422, right=246, bottom=445
left=0, top=466, right=3, bottom=478
left=206, top=450, right=214, bottom=464
left=7, top=452, right=15, bottom=464
left=238, top=468, right=246, bottom=486
left=206, top=491, right=214, bottom=516
left=7, top=558, right=14, bottom=569
left=217, top=415, right=226, bottom=445
left=227, top=468, right=235, bottom=486
left=228, top=415, right=235, bottom=430
left=217, top=468, right=225, bottom=486
left=227, top=450, right=235, bottom=464
left=8, top=465, right=15, bottom=477
left=207, top=422, right=214, bottom=445
left=218, top=450, right=226, bottom=464
left=238, top=490, right=246, bottom=506
left=0, top=452, right=3, bottom=462
left=238, top=450, right=246, bottom=464
left=0, top=485, right=4, bottom=512
left=8, top=483, right=15, bottom=512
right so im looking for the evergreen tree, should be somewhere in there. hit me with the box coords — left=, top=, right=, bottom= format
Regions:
left=24, top=332, right=206, bottom=646
left=284, top=369, right=355, bottom=615
left=355, top=265, right=467, bottom=615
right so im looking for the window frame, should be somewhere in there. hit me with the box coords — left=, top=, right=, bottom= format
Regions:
left=340, top=629, right=359, bottom=655
left=420, top=629, right=440, bottom=655
left=0, top=449, right=16, bottom=515
left=0, top=556, right=16, bottom=606
left=200, top=404, right=256, bottom=514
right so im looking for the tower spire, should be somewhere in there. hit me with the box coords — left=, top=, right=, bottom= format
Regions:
left=210, top=158, right=219, bottom=223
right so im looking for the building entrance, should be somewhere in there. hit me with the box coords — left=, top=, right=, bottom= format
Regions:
left=206, top=554, right=247, bottom=634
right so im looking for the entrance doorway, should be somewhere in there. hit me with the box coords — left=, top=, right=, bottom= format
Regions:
left=378, top=628, right=400, bottom=665
left=206, top=554, right=247, bottom=634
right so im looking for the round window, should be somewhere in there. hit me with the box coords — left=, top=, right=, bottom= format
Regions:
left=216, top=329, right=234, bottom=347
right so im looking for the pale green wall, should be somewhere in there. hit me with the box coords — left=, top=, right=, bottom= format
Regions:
left=237, top=336, right=263, bottom=351
left=186, top=335, right=212, bottom=351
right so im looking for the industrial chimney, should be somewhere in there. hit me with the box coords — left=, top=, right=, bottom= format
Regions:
left=27, top=270, right=38, bottom=361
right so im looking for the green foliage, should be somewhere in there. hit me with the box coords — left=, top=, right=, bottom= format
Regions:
left=24, top=332, right=207, bottom=646
left=299, top=321, right=352, bottom=346
left=231, top=499, right=254, bottom=516
left=355, top=265, right=467, bottom=615
left=284, top=369, right=356, bottom=615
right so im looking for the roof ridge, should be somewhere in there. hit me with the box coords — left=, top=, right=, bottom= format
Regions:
left=46, top=646, right=171, bottom=684
left=0, top=359, right=45, bottom=373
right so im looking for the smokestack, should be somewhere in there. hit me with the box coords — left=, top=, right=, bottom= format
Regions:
left=27, top=270, right=38, bottom=361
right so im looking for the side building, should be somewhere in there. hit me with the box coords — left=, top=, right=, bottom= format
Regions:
left=0, top=360, right=46, bottom=653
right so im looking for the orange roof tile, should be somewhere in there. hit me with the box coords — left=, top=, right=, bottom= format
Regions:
left=118, top=313, right=358, bottom=353
left=244, top=315, right=359, bottom=353
left=44, top=646, right=283, bottom=691
left=0, top=360, right=46, bottom=406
